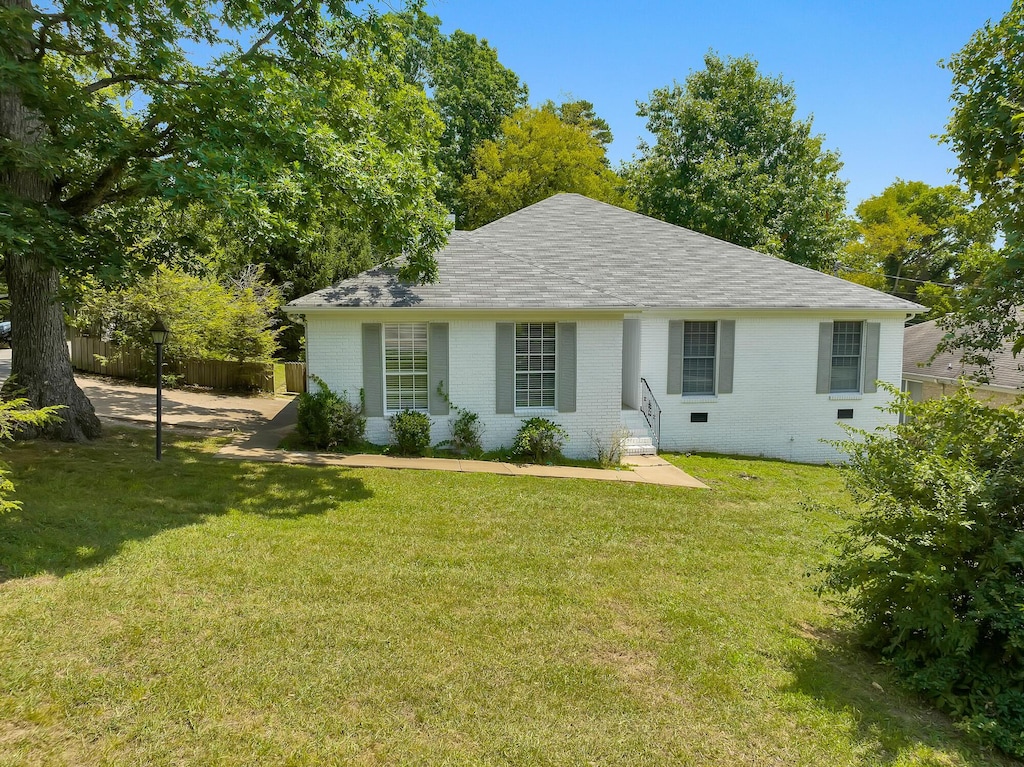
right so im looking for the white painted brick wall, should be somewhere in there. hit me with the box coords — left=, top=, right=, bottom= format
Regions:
left=305, top=311, right=907, bottom=464
left=640, top=314, right=906, bottom=463
left=305, top=315, right=623, bottom=458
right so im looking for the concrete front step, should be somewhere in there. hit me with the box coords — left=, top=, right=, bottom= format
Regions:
left=622, top=444, right=657, bottom=456
left=620, top=409, right=658, bottom=456
left=621, top=436, right=653, bottom=446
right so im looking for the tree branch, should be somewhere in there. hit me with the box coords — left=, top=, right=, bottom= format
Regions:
left=61, top=159, right=129, bottom=216
left=239, top=1, right=304, bottom=61
left=83, top=73, right=199, bottom=95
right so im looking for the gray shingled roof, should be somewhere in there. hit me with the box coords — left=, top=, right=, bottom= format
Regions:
left=903, top=318, right=1024, bottom=391
left=288, top=193, right=923, bottom=312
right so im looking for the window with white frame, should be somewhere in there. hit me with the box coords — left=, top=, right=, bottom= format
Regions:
left=830, top=321, right=862, bottom=393
left=682, top=321, right=716, bottom=395
left=515, top=322, right=556, bottom=408
left=384, top=323, right=428, bottom=410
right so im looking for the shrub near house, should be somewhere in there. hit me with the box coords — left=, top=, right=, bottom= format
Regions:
left=823, top=386, right=1024, bottom=758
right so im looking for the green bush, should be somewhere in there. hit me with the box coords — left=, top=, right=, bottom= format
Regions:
left=389, top=409, right=432, bottom=456
left=513, top=417, right=568, bottom=464
left=72, top=264, right=282, bottom=365
left=821, top=385, right=1024, bottom=758
left=448, top=409, right=483, bottom=457
left=296, top=377, right=365, bottom=450
left=0, top=398, right=63, bottom=514
left=433, top=381, right=483, bottom=457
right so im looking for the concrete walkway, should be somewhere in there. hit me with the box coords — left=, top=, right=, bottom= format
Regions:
left=217, top=433, right=708, bottom=489
left=0, top=350, right=706, bottom=488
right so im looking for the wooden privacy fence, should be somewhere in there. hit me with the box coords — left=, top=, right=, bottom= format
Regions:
left=70, top=334, right=307, bottom=394
left=284, top=362, right=307, bottom=393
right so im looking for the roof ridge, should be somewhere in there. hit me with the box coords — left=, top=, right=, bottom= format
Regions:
left=564, top=196, right=927, bottom=309
left=480, top=194, right=923, bottom=312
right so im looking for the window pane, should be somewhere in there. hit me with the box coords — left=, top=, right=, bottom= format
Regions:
left=682, top=358, right=715, bottom=395
left=514, top=323, right=556, bottom=408
left=684, top=321, right=716, bottom=358
left=831, top=322, right=862, bottom=392
left=682, top=321, right=716, bottom=395
left=384, top=323, right=429, bottom=411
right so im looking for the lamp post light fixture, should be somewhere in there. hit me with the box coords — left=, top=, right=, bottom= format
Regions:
left=150, top=318, right=170, bottom=461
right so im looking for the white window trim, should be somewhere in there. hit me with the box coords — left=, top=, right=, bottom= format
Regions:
left=513, top=322, right=558, bottom=413
left=383, top=322, right=430, bottom=413
left=830, top=320, right=865, bottom=395
left=681, top=319, right=718, bottom=397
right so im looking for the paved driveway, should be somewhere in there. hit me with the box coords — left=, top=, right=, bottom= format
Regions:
left=0, top=348, right=297, bottom=435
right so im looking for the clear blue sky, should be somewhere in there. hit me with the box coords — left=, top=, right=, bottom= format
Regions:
left=424, top=0, right=1010, bottom=210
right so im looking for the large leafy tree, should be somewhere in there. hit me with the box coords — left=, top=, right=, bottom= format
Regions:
left=0, top=0, right=449, bottom=440
left=940, top=0, right=1024, bottom=364
left=459, top=106, right=631, bottom=229
left=399, top=17, right=527, bottom=219
left=627, top=52, right=849, bottom=269
left=541, top=98, right=613, bottom=148
left=840, top=180, right=996, bottom=311
left=429, top=29, right=528, bottom=215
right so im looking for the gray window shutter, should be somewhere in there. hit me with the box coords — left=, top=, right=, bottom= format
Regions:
left=362, top=323, right=383, bottom=416
left=667, top=320, right=683, bottom=395
left=863, top=322, right=881, bottom=394
left=816, top=322, right=833, bottom=394
left=556, top=322, right=577, bottom=413
left=495, top=323, right=514, bottom=414
left=428, top=323, right=449, bottom=415
left=717, top=320, right=735, bottom=394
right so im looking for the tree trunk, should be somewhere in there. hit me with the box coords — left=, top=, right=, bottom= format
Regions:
left=0, top=0, right=102, bottom=441
left=2, top=254, right=102, bottom=441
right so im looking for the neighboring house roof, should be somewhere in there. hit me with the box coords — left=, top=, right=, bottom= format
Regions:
left=903, top=317, right=1024, bottom=391
left=288, top=193, right=923, bottom=312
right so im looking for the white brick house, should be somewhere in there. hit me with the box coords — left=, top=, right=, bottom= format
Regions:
left=287, top=194, right=922, bottom=463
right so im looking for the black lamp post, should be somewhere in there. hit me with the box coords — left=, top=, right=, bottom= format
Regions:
left=150, top=318, right=170, bottom=460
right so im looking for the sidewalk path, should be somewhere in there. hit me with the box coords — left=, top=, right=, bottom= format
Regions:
left=0, top=350, right=707, bottom=488
left=218, top=432, right=708, bottom=489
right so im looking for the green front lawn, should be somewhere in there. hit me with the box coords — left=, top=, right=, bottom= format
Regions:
left=0, top=433, right=1013, bottom=765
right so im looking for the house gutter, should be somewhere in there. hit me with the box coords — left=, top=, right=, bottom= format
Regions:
left=902, top=372, right=1022, bottom=395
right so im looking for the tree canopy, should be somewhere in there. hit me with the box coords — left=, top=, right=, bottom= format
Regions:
left=403, top=18, right=528, bottom=218
left=541, top=99, right=613, bottom=148
left=839, top=180, right=996, bottom=313
left=626, top=52, right=849, bottom=269
left=0, top=0, right=450, bottom=439
left=940, top=0, right=1024, bottom=364
left=459, top=106, right=631, bottom=229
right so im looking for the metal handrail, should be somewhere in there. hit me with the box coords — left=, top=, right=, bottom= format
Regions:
left=639, top=377, right=661, bottom=450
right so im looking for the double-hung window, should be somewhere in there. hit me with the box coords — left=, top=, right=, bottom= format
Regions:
left=682, top=321, right=717, bottom=395
left=384, top=323, right=428, bottom=411
left=515, top=322, right=556, bottom=408
left=830, top=321, right=862, bottom=393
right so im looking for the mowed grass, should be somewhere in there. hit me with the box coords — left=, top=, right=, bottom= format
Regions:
left=0, top=432, right=1015, bottom=766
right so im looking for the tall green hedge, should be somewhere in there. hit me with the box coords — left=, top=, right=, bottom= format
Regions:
left=823, top=386, right=1024, bottom=757
left=73, top=265, right=282, bottom=364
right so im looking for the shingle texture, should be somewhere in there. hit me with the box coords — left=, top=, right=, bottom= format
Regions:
left=903, top=317, right=1024, bottom=390
left=288, top=194, right=922, bottom=312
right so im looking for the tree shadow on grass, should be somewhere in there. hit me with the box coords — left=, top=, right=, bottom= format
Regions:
left=784, top=623, right=1021, bottom=766
left=0, top=430, right=371, bottom=583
